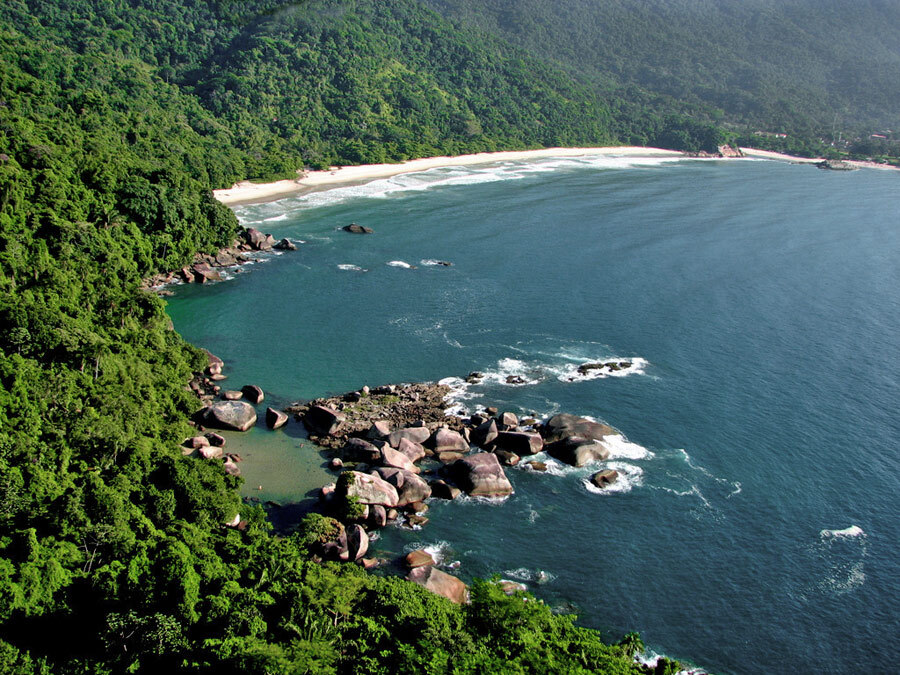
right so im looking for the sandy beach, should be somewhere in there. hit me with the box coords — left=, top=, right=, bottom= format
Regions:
left=213, top=146, right=684, bottom=206
left=740, top=147, right=899, bottom=171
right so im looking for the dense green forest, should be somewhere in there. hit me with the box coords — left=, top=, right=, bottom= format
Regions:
left=424, top=0, right=900, bottom=139
left=0, top=1, right=694, bottom=672
left=2, top=0, right=895, bottom=670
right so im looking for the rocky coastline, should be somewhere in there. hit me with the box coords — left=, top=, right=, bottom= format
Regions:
left=142, top=225, right=296, bottom=294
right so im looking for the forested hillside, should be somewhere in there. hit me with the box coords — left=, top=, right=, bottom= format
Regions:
left=424, top=0, right=900, bottom=137
left=0, top=1, right=684, bottom=672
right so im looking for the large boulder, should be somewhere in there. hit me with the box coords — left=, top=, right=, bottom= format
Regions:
left=547, top=436, right=610, bottom=467
left=397, top=437, right=426, bottom=463
left=494, top=431, right=543, bottom=456
left=388, top=426, right=432, bottom=448
left=381, top=446, right=420, bottom=474
left=340, top=471, right=399, bottom=507
left=243, top=227, right=268, bottom=250
left=407, top=566, right=468, bottom=604
left=590, top=469, right=619, bottom=489
left=368, top=420, right=392, bottom=440
left=372, top=468, right=431, bottom=506
left=241, top=384, right=264, bottom=404
left=205, top=432, right=226, bottom=447
left=447, top=453, right=513, bottom=498
left=191, top=262, right=221, bottom=283
left=343, top=223, right=374, bottom=234
left=183, top=436, right=210, bottom=449
left=497, top=411, right=518, bottom=430
left=346, top=524, right=369, bottom=561
left=341, top=437, right=382, bottom=463
left=304, top=405, right=346, bottom=435
left=266, top=407, right=288, bottom=429
left=431, top=428, right=469, bottom=453
left=541, top=413, right=616, bottom=444
left=470, top=419, right=499, bottom=448
left=430, top=480, right=461, bottom=500
left=405, top=549, right=435, bottom=569
left=205, top=401, right=257, bottom=432
left=274, top=238, right=296, bottom=250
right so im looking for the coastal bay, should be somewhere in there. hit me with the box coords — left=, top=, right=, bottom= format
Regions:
left=168, top=155, right=900, bottom=672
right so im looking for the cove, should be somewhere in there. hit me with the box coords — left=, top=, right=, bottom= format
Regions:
left=166, top=156, right=900, bottom=673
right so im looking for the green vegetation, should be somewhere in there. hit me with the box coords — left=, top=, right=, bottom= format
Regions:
left=0, top=1, right=683, bottom=672
left=423, top=0, right=900, bottom=140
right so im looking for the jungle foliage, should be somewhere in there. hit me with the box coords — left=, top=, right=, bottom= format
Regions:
left=0, top=1, right=681, bottom=672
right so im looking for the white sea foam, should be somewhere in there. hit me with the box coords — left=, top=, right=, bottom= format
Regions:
left=420, top=258, right=453, bottom=267
left=582, top=461, right=644, bottom=495
left=438, top=376, right=476, bottom=417
left=820, top=525, right=865, bottom=539
left=479, top=358, right=542, bottom=386
left=555, top=357, right=649, bottom=382
left=337, top=264, right=366, bottom=272
left=501, top=567, right=556, bottom=585
left=262, top=212, right=290, bottom=222
left=386, top=260, right=415, bottom=269
left=601, top=434, right=654, bottom=460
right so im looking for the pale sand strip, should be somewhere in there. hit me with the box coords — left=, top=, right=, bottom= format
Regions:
left=740, top=147, right=899, bottom=172
left=213, top=146, right=684, bottom=206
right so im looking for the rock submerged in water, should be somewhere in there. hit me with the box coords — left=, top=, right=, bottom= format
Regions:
left=590, top=469, right=619, bottom=489
left=343, top=223, right=374, bottom=234
left=274, top=238, right=296, bottom=250
left=265, top=407, right=288, bottom=429
left=204, top=400, right=257, bottom=432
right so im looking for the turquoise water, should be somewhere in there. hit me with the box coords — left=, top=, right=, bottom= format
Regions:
left=166, top=156, right=900, bottom=673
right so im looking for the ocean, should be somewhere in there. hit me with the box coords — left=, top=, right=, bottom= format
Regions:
left=165, top=155, right=900, bottom=673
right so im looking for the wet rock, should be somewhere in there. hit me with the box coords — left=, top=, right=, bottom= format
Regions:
left=525, top=461, right=547, bottom=472
left=223, top=390, right=243, bottom=400
left=242, top=384, right=265, bottom=404
left=470, top=419, right=499, bottom=448
left=274, top=238, right=296, bottom=250
left=407, top=566, right=468, bottom=604
left=407, top=501, right=429, bottom=514
left=437, top=451, right=466, bottom=464
left=466, top=372, right=484, bottom=384
left=430, top=480, right=461, bottom=500
left=407, top=514, right=429, bottom=527
left=590, top=469, right=619, bottom=489
left=386, top=508, right=399, bottom=521
left=541, top=413, right=616, bottom=444
left=494, top=449, right=520, bottom=466
left=547, top=436, right=610, bottom=467
left=495, top=431, right=543, bottom=456
left=497, top=411, right=519, bottom=430
left=343, top=223, right=374, bottom=234
left=447, top=452, right=513, bottom=498
left=405, top=549, right=435, bottom=569
left=266, top=407, right=288, bottom=429
left=304, top=405, right=346, bottom=436
left=205, top=401, right=257, bottom=432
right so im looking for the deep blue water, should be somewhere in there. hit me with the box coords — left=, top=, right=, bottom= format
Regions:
left=166, top=156, right=900, bottom=673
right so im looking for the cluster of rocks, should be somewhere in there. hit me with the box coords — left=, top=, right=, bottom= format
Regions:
left=179, top=430, right=243, bottom=477
left=143, top=226, right=296, bottom=292
left=304, top=382, right=627, bottom=602
left=686, top=145, right=744, bottom=159
left=816, top=159, right=858, bottom=171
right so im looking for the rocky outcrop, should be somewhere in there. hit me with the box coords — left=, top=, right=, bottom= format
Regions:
left=446, top=453, right=513, bottom=498
left=341, top=438, right=382, bottom=463
left=817, top=159, right=857, bottom=171
left=339, top=471, right=399, bottom=507
left=397, top=437, right=426, bottom=463
left=407, top=566, right=468, bottom=604
left=274, top=238, right=296, bottom=250
left=303, top=405, right=346, bottom=436
left=405, top=549, right=435, bottom=569
left=541, top=413, right=616, bottom=444
left=590, top=469, right=619, bottom=489
left=372, top=468, right=431, bottom=506
left=265, top=407, right=288, bottom=429
left=431, top=427, right=469, bottom=453
left=381, top=446, right=420, bottom=473
left=389, top=426, right=432, bottom=448
left=494, top=431, right=543, bottom=456
left=470, top=418, right=499, bottom=448
left=204, top=401, right=257, bottom=431
left=547, top=436, right=610, bottom=467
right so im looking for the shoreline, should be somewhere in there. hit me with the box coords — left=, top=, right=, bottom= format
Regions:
left=213, top=146, right=685, bottom=206
left=739, top=146, right=900, bottom=172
